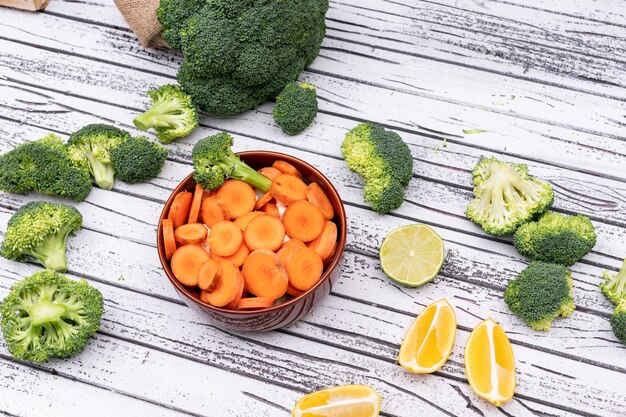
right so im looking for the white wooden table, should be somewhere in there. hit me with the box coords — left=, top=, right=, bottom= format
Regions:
left=0, top=1, right=624, bottom=416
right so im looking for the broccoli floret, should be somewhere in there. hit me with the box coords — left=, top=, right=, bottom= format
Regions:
left=110, top=136, right=168, bottom=184
left=191, top=132, right=271, bottom=192
left=133, top=84, right=199, bottom=143
left=611, top=301, right=626, bottom=345
left=158, top=0, right=329, bottom=115
left=0, top=134, right=92, bottom=202
left=0, top=270, right=103, bottom=362
left=514, top=212, right=596, bottom=266
left=272, top=82, right=318, bottom=135
left=1, top=202, right=82, bottom=272
left=504, top=261, right=575, bottom=331
left=466, top=157, right=554, bottom=236
left=341, top=123, right=413, bottom=213
left=67, top=124, right=130, bottom=190
left=600, top=259, right=626, bottom=306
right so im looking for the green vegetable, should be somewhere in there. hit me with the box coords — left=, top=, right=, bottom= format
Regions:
left=0, top=270, right=103, bottom=362
left=133, top=84, right=199, bottom=143
left=610, top=300, right=626, bottom=345
left=463, top=129, right=487, bottom=134
left=0, top=134, right=92, bottom=201
left=158, top=0, right=329, bottom=115
left=466, top=157, right=553, bottom=236
left=110, top=136, right=168, bottom=184
left=67, top=124, right=131, bottom=190
left=192, top=132, right=271, bottom=192
left=272, top=82, right=318, bottom=135
left=341, top=123, right=413, bottom=213
left=1, top=201, right=82, bottom=272
left=504, top=261, right=575, bottom=331
left=600, top=259, right=626, bottom=306
left=513, top=212, right=596, bottom=266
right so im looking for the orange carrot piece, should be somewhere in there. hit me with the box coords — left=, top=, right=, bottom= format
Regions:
left=286, top=283, right=305, bottom=297
left=282, top=200, right=325, bottom=242
left=210, top=241, right=250, bottom=267
left=201, top=190, right=214, bottom=201
left=198, top=259, right=221, bottom=292
left=188, top=184, right=204, bottom=224
left=242, top=250, right=288, bottom=299
left=285, top=247, right=324, bottom=291
left=201, top=262, right=243, bottom=307
left=170, top=244, right=210, bottom=287
left=201, top=196, right=227, bottom=227
left=306, top=221, right=338, bottom=261
left=174, top=223, right=208, bottom=245
left=278, top=245, right=302, bottom=269
left=162, top=219, right=177, bottom=260
left=254, top=192, right=273, bottom=210
left=282, top=239, right=306, bottom=250
left=224, top=271, right=245, bottom=309
left=216, top=179, right=256, bottom=219
left=244, top=214, right=285, bottom=252
left=262, top=203, right=280, bottom=219
left=234, top=211, right=264, bottom=231
left=270, top=174, right=307, bottom=205
left=306, top=182, right=334, bottom=220
left=273, top=160, right=301, bottom=178
left=237, top=297, right=276, bottom=310
left=208, top=221, right=243, bottom=257
left=168, top=191, right=193, bottom=228
left=258, top=166, right=282, bottom=181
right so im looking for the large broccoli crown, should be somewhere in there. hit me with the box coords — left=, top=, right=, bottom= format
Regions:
left=1, top=201, right=82, bottom=272
left=504, top=261, right=575, bottom=331
left=110, top=136, right=168, bottom=184
left=611, top=301, right=626, bottom=345
left=341, top=123, right=413, bottom=213
left=601, top=259, right=626, bottom=306
left=133, top=84, right=199, bottom=143
left=67, top=124, right=131, bottom=190
left=466, top=157, right=554, bottom=236
left=514, top=211, right=596, bottom=266
left=159, top=0, right=329, bottom=115
left=0, top=270, right=103, bottom=362
left=272, top=82, right=318, bottom=135
left=0, top=134, right=92, bottom=201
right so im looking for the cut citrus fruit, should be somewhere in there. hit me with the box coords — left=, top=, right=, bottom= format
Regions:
left=379, top=224, right=444, bottom=287
left=398, top=299, right=457, bottom=374
left=292, top=385, right=381, bottom=417
left=465, top=318, right=516, bottom=406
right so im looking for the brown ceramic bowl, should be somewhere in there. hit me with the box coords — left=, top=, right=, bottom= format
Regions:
left=157, top=151, right=346, bottom=332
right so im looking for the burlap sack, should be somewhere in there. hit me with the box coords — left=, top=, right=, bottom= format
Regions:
left=114, top=0, right=169, bottom=48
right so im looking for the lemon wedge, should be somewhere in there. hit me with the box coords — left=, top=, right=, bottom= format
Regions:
left=292, top=385, right=381, bottom=417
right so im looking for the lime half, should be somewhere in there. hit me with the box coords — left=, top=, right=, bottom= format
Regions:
left=379, top=224, right=444, bottom=287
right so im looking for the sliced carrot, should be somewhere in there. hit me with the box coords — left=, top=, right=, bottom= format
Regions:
left=162, top=218, right=177, bottom=260
left=278, top=245, right=302, bottom=269
left=201, top=195, right=227, bottom=227
left=171, top=244, right=210, bottom=287
left=262, top=203, right=280, bottom=219
left=307, top=221, right=338, bottom=261
left=273, top=160, right=301, bottom=178
left=270, top=174, right=307, bottom=205
left=208, top=221, right=243, bottom=257
left=201, top=262, right=243, bottom=307
left=210, top=241, right=250, bottom=267
left=201, top=189, right=214, bottom=201
left=258, top=166, right=282, bottom=181
left=198, top=258, right=221, bottom=292
left=285, top=247, right=324, bottom=291
left=244, top=214, right=285, bottom=252
left=234, top=211, right=264, bottom=231
left=188, top=184, right=204, bottom=224
left=224, top=271, right=245, bottom=309
left=168, top=191, right=193, bottom=228
left=242, top=250, right=288, bottom=299
left=216, top=179, right=256, bottom=219
left=306, top=182, right=334, bottom=220
left=286, top=283, right=305, bottom=297
left=282, top=200, right=325, bottom=242
left=282, top=239, right=306, bottom=250
left=174, top=223, right=207, bottom=245
left=237, top=297, right=275, bottom=310
left=254, top=192, right=273, bottom=210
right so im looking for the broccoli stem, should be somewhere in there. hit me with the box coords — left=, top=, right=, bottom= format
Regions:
left=28, top=230, right=71, bottom=272
left=230, top=159, right=272, bottom=192
left=87, top=155, right=115, bottom=190
left=134, top=100, right=182, bottom=130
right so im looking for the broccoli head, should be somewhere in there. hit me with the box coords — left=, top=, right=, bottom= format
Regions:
left=600, top=259, right=626, bottom=306
left=466, top=157, right=554, bottom=236
left=110, top=136, right=168, bottom=184
left=192, top=132, right=271, bottom=192
left=514, top=211, right=596, bottom=266
left=611, top=300, right=626, bottom=345
left=1, top=201, right=82, bottom=272
left=133, top=84, right=199, bottom=143
left=0, top=270, right=103, bottom=362
left=272, top=82, right=318, bottom=136
left=158, top=0, right=329, bottom=115
left=67, top=124, right=130, bottom=190
left=341, top=123, right=413, bottom=213
left=0, top=134, right=92, bottom=201
left=504, top=261, right=575, bottom=331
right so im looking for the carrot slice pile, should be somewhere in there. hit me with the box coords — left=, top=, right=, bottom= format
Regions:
left=242, top=250, right=288, bottom=299
left=162, top=219, right=177, bottom=260
left=285, top=247, right=324, bottom=291
left=169, top=191, right=193, bottom=228
left=209, top=221, right=243, bottom=256
left=171, top=244, right=211, bottom=287
left=283, top=200, right=325, bottom=242
left=307, top=221, right=338, bottom=261
left=244, top=214, right=285, bottom=252
left=188, top=183, right=204, bottom=224
left=201, top=196, right=227, bottom=227
left=216, top=179, right=256, bottom=219
left=174, top=223, right=207, bottom=245
left=270, top=174, right=307, bottom=205
left=306, top=182, right=334, bottom=220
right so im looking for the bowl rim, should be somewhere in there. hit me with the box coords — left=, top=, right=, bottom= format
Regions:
left=157, top=150, right=347, bottom=316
